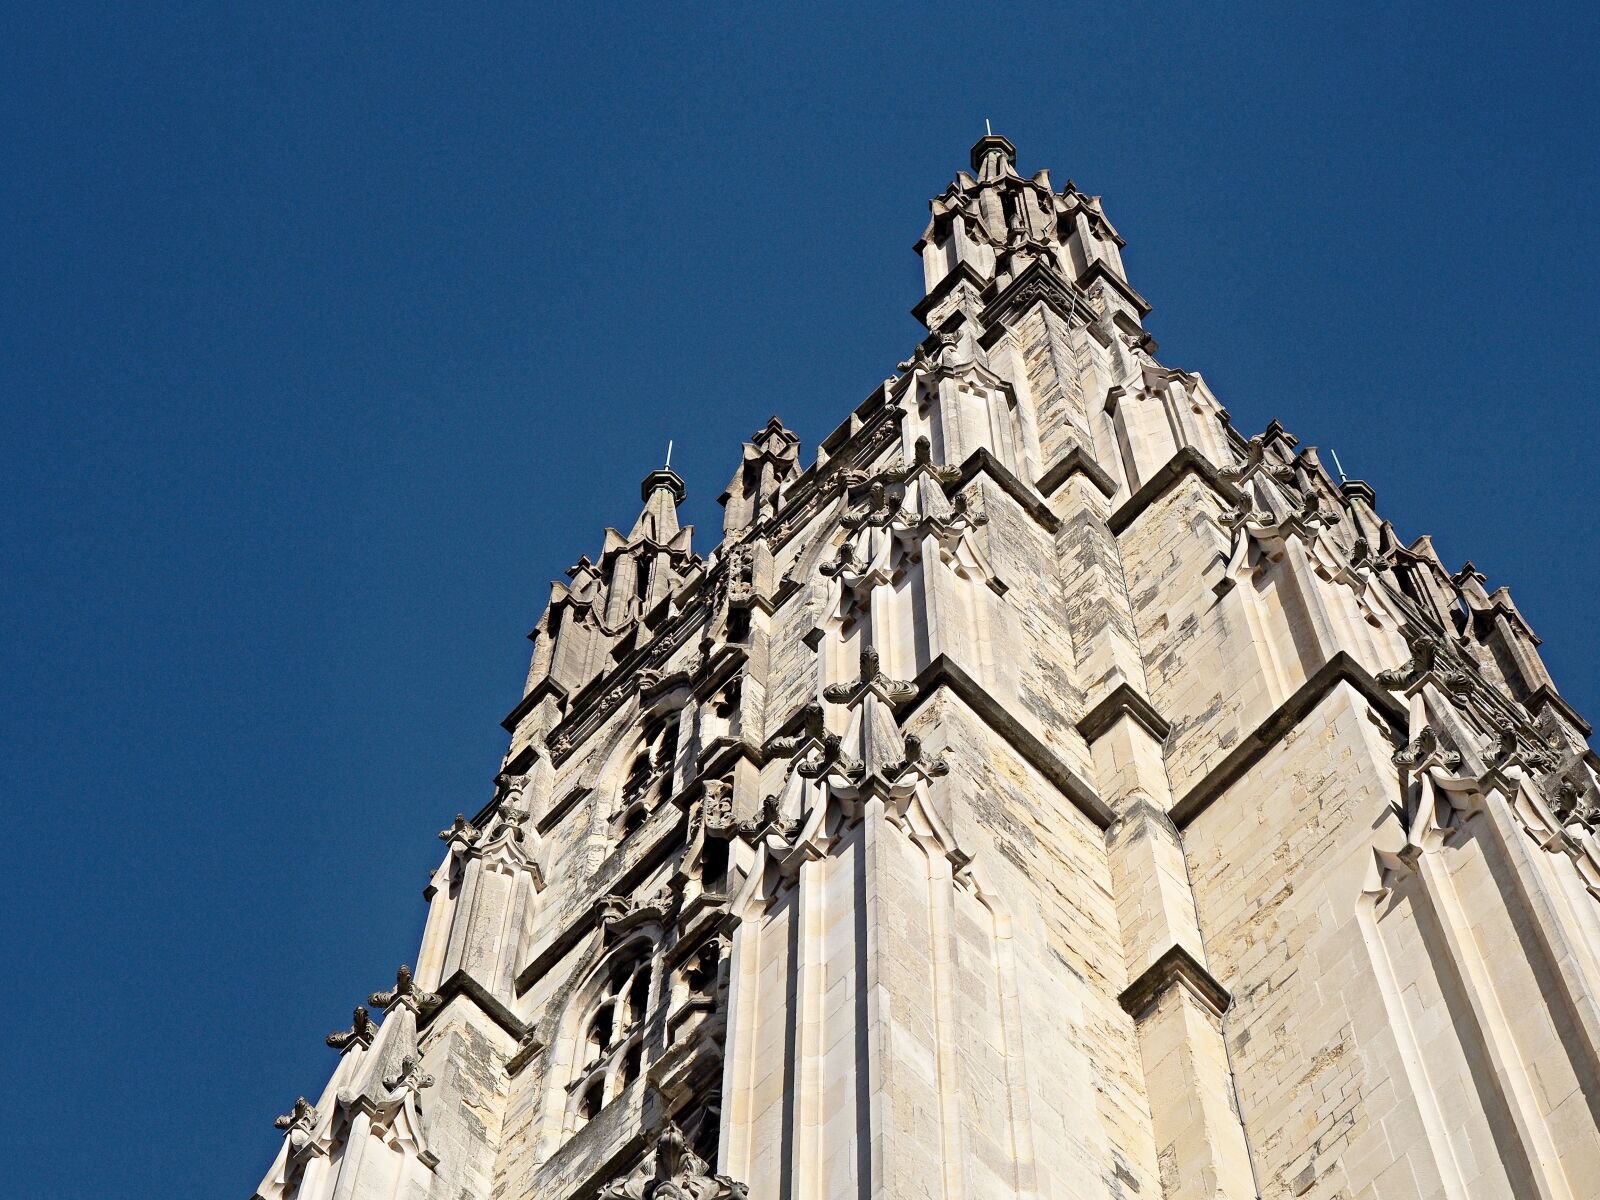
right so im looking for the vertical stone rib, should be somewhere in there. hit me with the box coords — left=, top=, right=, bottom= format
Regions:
left=1479, top=794, right=1600, bottom=1078
left=328, top=1111, right=371, bottom=1200
left=859, top=798, right=889, bottom=1200
left=792, top=855, right=828, bottom=1200
left=925, top=844, right=965, bottom=1200
left=984, top=903, right=1039, bottom=1200
left=719, top=904, right=763, bottom=1179
left=1354, top=897, right=1473, bottom=1200
left=1412, top=850, right=1576, bottom=1200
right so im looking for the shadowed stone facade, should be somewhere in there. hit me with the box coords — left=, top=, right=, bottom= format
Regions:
left=253, top=135, right=1600, bottom=1200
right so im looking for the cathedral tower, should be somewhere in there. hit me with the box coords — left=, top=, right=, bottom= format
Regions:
left=253, top=137, right=1600, bottom=1200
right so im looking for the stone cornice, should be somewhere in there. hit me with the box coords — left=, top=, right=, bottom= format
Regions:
left=1527, top=684, right=1594, bottom=738
left=1076, top=682, right=1172, bottom=744
left=1117, top=944, right=1231, bottom=1020
left=1107, top=447, right=1243, bottom=536
left=501, top=676, right=569, bottom=735
left=954, top=447, right=1061, bottom=534
left=911, top=261, right=988, bottom=326
left=419, top=969, right=528, bottom=1043
left=908, top=654, right=1113, bottom=829
left=1078, top=258, right=1152, bottom=316
left=1038, top=447, right=1117, bottom=500
left=535, top=784, right=592, bottom=836
left=978, top=258, right=1097, bottom=333
left=1170, top=651, right=1407, bottom=829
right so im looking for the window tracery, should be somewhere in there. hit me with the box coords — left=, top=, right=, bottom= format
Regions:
left=615, top=714, right=681, bottom=838
left=567, top=940, right=658, bottom=1131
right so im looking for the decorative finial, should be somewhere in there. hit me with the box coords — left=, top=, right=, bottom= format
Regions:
left=665, top=439, right=674, bottom=469
left=985, top=117, right=992, bottom=136
left=1330, top=448, right=1348, bottom=485
left=640, top=463, right=687, bottom=505
left=970, top=129, right=1017, bottom=176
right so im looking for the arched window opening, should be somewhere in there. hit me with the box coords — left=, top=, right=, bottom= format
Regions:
left=568, top=941, right=659, bottom=1135
left=628, top=967, right=651, bottom=1022
left=577, top=1079, right=603, bottom=1127
left=625, top=750, right=653, bottom=799
left=655, top=721, right=679, bottom=776
left=616, top=714, right=682, bottom=839
left=588, top=1006, right=614, bottom=1051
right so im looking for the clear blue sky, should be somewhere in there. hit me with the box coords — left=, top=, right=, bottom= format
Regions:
left=5, top=3, right=1597, bottom=1194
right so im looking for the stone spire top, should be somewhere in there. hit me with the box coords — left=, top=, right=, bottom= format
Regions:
left=630, top=465, right=687, bottom=543
left=970, top=131, right=1019, bottom=180
left=254, top=132, right=1600, bottom=1200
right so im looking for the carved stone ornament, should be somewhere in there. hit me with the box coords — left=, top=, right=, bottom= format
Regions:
left=840, top=480, right=898, bottom=532
left=696, top=779, right=736, bottom=833
left=600, top=884, right=677, bottom=933
left=1220, top=434, right=1298, bottom=489
left=369, top=964, right=442, bottom=1016
left=1376, top=628, right=1473, bottom=697
left=896, top=327, right=975, bottom=376
left=822, top=645, right=917, bottom=709
left=273, top=1097, right=320, bottom=1153
left=381, top=1053, right=435, bottom=1102
left=1372, top=721, right=1490, bottom=890
left=1554, top=778, right=1600, bottom=832
left=598, top=1121, right=749, bottom=1200
left=438, top=813, right=479, bottom=853
left=1219, top=490, right=1336, bottom=565
left=767, top=703, right=856, bottom=782
left=326, top=1005, right=376, bottom=1051
left=1392, top=726, right=1463, bottom=775
left=1348, top=536, right=1394, bottom=580
left=888, top=731, right=951, bottom=785
left=741, top=794, right=800, bottom=842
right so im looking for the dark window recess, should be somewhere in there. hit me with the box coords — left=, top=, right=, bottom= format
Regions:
left=685, top=944, right=718, bottom=997
left=689, top=1099, right=722, bottom=1169
left=726, top=607, right=751, bottom=642
left=625, top=750, right=653, bottom=796
left=628, top=969, right=651, bottom=1022
left=656, top=722, right=679, bottom=773
left=589, top=1006, right=614, bottom=1050
left=578, top=1080, right=603, bottom=1123
left=504, top=745, right=538, bottom=776
left=701, top=838, right=729, bottom=891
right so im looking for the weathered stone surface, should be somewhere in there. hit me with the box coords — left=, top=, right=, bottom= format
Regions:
left=253, top=134, right=1600, bottom=1200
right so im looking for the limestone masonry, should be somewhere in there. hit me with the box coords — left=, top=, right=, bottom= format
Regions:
left=253, top=136, right=1600, bottom=1200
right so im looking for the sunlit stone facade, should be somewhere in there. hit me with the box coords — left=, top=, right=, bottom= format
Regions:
left=254, top=136, right=1600, bottom=1200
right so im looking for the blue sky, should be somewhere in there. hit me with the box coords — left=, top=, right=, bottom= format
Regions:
left=5, top=3, right=1597, bottom=1194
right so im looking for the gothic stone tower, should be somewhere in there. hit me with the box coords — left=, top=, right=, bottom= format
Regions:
left=253, top=136, right=1600, bottom=1200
